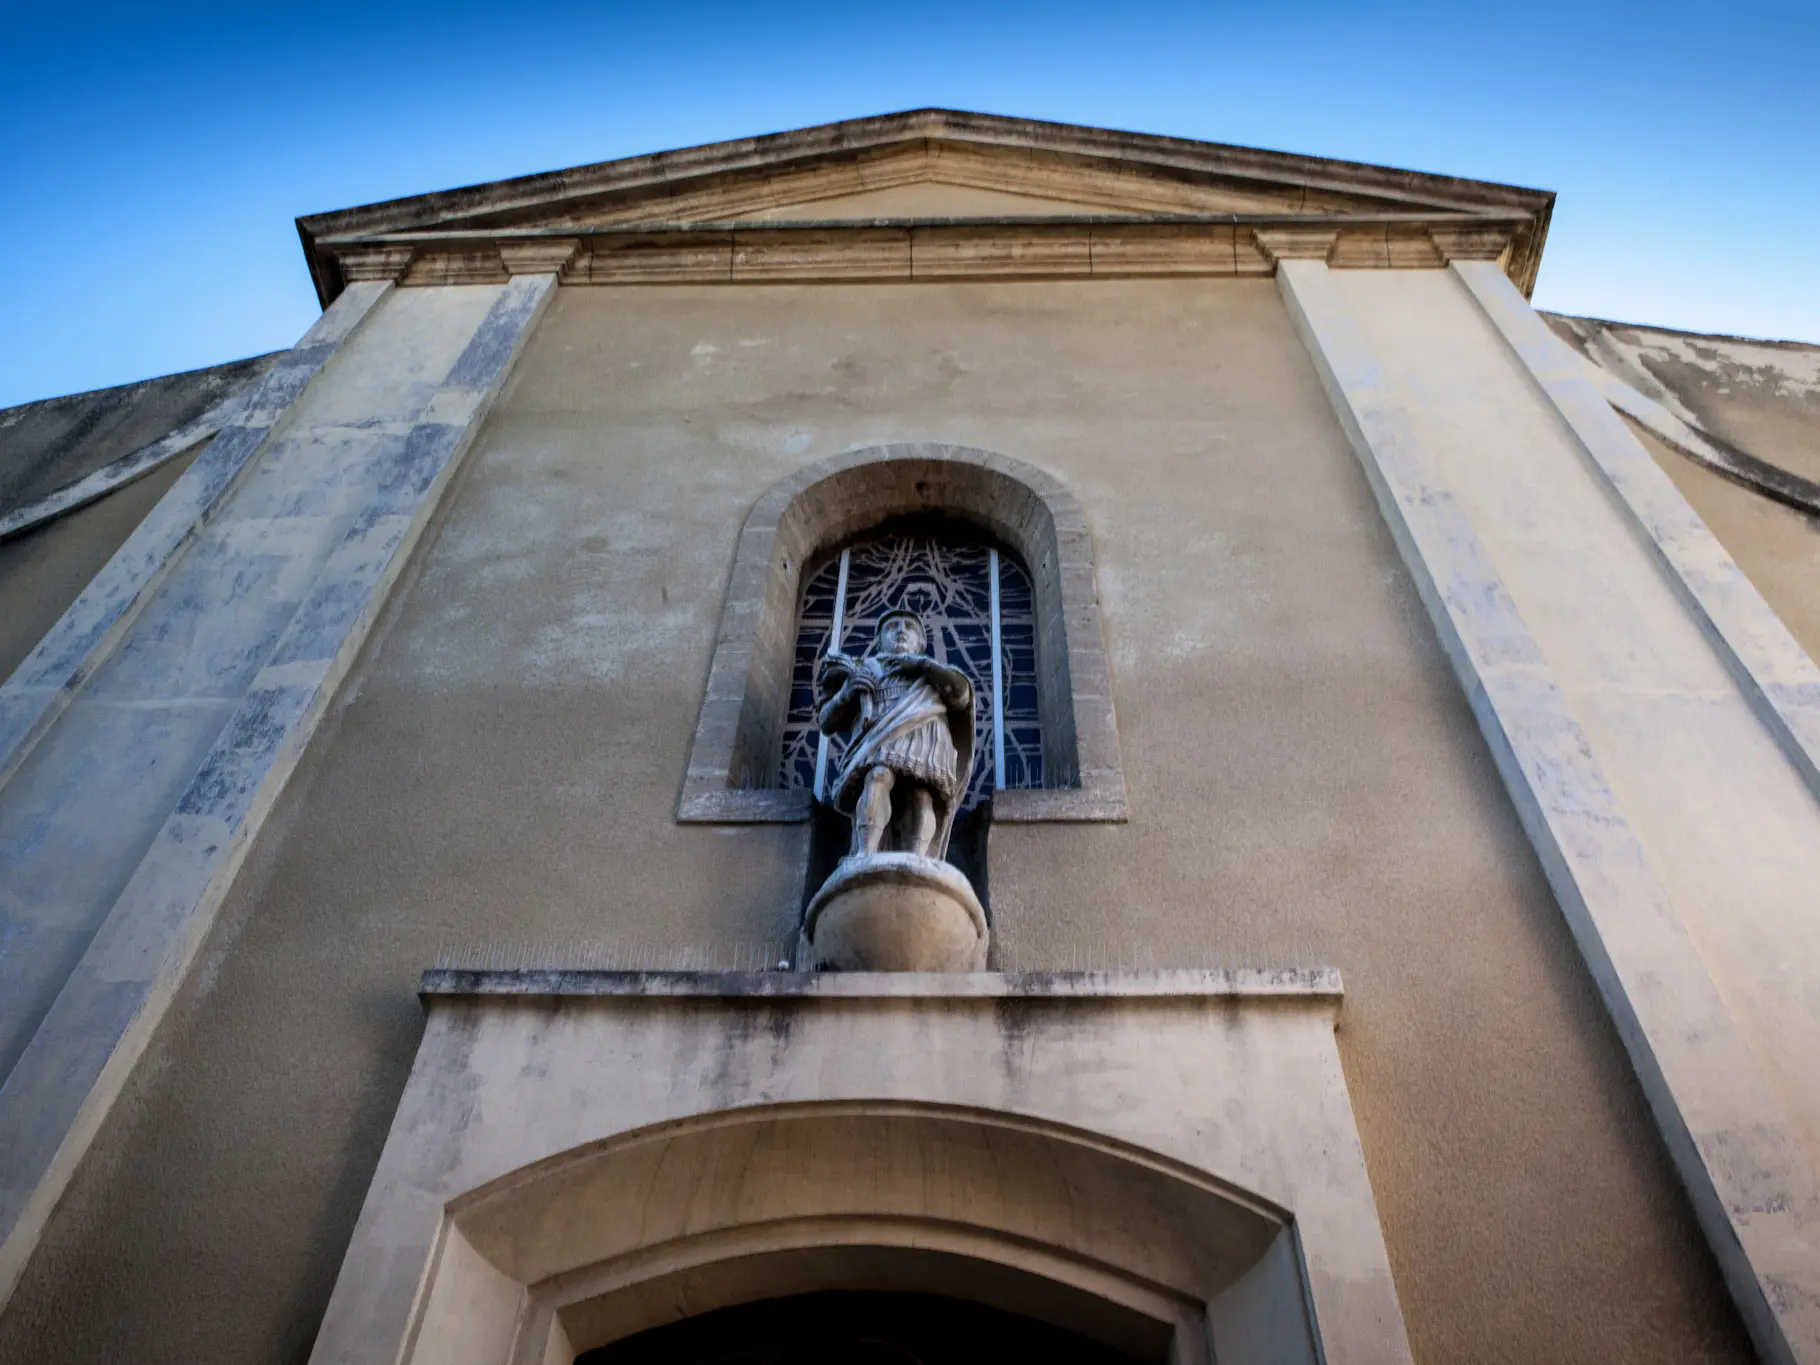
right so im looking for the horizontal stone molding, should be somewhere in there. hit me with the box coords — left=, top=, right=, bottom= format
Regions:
left=337, top=243, right=417, bottom=282
left=1427, top=223, right=1516, bottom=265
left=418, top=966, right=1345, bottom=1001
left=319, top=214, right=1526, bottom=289
left=1251, top=227, right=1340, bottom=264
left=677, top=443, right=1127, bottom=825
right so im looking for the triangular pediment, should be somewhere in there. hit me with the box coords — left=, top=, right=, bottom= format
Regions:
left=729, top=179, right=1114, bottom=222
left=298, top=109, right=1555, bottom=299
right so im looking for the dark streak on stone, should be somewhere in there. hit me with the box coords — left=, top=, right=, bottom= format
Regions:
left=444, top=279, right=546, bottom=392
left=175, top=685, right=308, bottom=817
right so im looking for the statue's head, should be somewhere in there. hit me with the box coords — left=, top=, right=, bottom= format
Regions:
left=872, top=610, right=927, bottom=657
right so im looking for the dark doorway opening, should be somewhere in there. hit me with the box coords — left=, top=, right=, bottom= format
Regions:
left=575, top=1289, right=1152, bottom=1365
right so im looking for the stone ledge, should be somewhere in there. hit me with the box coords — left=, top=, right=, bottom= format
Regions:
left=675, top=786, right=813, bottom=822
left=673, top=784, right=1130, bottom=824
left=993, top=784, right=1128, bottom=821
left=418, top=966, right=1343, bottom=1001
left=322, top=938, right=1397, bottom=1365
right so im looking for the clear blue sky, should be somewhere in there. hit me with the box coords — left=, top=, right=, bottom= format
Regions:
left=1, top=0, right=1814, bottom=407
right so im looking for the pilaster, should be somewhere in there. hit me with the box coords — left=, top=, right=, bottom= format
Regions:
left=1276, top=257, right=1820, bottom=1365
left=1453, top=259, right=1820, bottom=799
left=0, top=273, right=560, bottom=1312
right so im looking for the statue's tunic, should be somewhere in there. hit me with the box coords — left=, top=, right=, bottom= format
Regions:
left=830, top=660, right=963, bottom=813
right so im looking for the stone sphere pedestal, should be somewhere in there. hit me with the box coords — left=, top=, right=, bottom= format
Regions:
left=805, top=853, right=989, bottom=971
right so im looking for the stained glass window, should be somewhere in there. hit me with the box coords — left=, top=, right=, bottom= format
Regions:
left=780, top=526, right=1044, bottom=808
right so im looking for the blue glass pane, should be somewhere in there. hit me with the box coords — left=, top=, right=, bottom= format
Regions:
left=780, top=530, right=1044, bottom=806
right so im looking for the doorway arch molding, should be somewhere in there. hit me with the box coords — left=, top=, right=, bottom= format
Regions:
left=435, top=1102, right=1291, bottom=1365
left=676, top=443, right=1127, bottom=823
left=306, top=970, right=1412, bottom=1365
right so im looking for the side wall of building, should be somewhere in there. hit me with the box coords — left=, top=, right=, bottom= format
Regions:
left=0, top=279, right=1751, bottom=1364
left=1638, top=417, right=1820, bottom=657
left=0, top=448, right=201, bottom=683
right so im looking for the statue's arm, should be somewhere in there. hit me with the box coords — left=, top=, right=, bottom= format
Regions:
left=918, top=658, right=973, bottom=709
left=817, top=686, right=861, bottom=735
left=817, top=653, right=874, bottom=734
left=818, top=650, right=855, bottom=691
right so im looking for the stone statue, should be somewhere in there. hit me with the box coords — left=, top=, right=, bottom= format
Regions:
left=816, top=609, right=975, bottom=862
left=803, top=609, right=988, bottom=971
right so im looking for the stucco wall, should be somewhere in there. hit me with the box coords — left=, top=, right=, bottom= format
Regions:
left=0, top=279, right=1750, bottom=1364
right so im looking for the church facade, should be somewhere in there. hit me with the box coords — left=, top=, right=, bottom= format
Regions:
left=3, top=109, right=1820, bottom=1363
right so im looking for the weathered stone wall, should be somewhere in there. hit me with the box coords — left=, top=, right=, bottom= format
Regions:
left=0, top=447, right=201, bottom=684
left=0, top=279, right=1750, bottom=1364
left=0, top=354, right=275, bottom=511
left=0, top=355, right=279, bottom=687
left=1544, top=313, right=1820, bottom=665
left=1547, top=315, right=1820, bottom=487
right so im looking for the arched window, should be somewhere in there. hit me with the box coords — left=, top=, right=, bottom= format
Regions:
left=778, top=523, right=1044, bottom=809
left=677, top=444, right=1126, bottom=825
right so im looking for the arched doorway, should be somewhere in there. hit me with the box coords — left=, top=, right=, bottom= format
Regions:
left=307, top=970, right=1408, bottom=1365
left=403, top=1103, right=1312, bottom=1365
left=576, top=1290, right=1149, bottom=1364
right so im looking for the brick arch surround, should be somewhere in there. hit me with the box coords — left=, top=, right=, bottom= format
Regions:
left=677, top=443, right=1127, bottom=823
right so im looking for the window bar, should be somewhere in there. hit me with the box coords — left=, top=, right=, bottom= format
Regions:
left=989, top=548, right=1006, bottom=790
left=813, top=549, right=852, bottom=803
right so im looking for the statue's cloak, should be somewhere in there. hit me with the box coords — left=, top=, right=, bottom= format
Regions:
left=827, top=657, right=975, bottom=860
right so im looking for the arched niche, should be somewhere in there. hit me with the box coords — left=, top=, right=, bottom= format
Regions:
left=677, top=444, right=1127, bottom=824
left=403, top=1105, right=1317, bottom=1365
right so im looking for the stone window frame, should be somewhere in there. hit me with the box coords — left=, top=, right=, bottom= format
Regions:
left=677, top=444, right=1127, bottom=824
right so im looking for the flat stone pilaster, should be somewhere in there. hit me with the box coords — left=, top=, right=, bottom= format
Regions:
left=0, top=281, right=392, bottom=785
left=1453, top=259, right=1820, bottom=799
left=1276, top=258, right=1820, bottom=1365
left=0, top=274, right=558, bottom=1311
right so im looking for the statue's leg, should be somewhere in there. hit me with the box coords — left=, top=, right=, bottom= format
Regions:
left=903, top=786, right=938, bottom=858
left=853, top=766, right=895, bottom=857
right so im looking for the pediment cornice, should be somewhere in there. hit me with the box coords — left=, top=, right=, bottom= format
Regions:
left=298, top=109, right=1554, bottom=301
left=322, top=212, right=1528, bottom=292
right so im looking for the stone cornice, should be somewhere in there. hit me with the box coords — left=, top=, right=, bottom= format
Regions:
left=297, top=109, right=1554, bottom=305
left=323, top=212, right=1528, bottom=289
